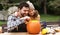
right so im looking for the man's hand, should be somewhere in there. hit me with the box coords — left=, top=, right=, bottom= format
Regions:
left=24, top=16, right=30, bottom=24
left=25, top=16, right=30, bottom=21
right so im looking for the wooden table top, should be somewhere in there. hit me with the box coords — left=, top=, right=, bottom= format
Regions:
left=0, top=32, right=42, bottom=35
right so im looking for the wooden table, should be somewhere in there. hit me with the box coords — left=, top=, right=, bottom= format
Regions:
left=0, top=32, right=42, bottom=35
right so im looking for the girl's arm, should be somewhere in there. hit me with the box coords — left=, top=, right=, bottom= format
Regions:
left=36, top=14, right=40, bottom=21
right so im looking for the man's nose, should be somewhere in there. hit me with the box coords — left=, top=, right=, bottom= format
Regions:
left=26, top=11, right=28, bottom=14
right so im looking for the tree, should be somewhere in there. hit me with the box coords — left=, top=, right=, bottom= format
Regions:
left=0, top=0, right=9, bottom=10
left=44, top=0, right=47, bottom=14
left=47, top=0, right=60, bottom=15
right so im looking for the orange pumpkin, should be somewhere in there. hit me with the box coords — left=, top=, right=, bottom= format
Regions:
left=27, top=20, right=41, bottom=34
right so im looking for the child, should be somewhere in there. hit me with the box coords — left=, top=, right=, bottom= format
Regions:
left=25, top=10, right=40, bottom=24
left=28, top=9, right=40, bottom=21
left=26, top=1, right=40, bottom=22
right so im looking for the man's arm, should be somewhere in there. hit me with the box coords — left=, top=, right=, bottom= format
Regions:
left=7, top=15, right=26, bottom=31
left=7, top=15, right=18, bottom=31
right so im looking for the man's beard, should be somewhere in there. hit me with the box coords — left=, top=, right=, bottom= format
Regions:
left=21, top=13, right=28, bottom=17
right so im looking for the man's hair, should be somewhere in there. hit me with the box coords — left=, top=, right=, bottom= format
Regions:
left=18, top=2, right=29, bottom=9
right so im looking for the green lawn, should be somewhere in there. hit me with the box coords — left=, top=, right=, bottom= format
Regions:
left=0, top=14, right=60, bottom=26
left=40, top=14, right=60, bottom=22
left=0, top=21, right=7, bottom=26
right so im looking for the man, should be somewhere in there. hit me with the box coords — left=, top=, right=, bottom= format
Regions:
left=7, top=2, right=30, bottom=32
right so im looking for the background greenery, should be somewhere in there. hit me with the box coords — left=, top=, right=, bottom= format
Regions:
left=0, top=0, right=60, bottom=26
left=0, top=0, right=60, bottom=15
left=0, top=14, right=60, bottom=26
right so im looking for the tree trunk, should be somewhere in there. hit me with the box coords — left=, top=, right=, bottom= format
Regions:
left=44, top=0, right=47, bottom=14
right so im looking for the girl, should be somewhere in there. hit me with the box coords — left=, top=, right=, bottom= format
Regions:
left=26, top=1, right=40, bottom=21
left=26, top=1, right=40, bottom=24
left=28, top=9, right=40, bottom=21
left=25, top=9, right=40, bottom=24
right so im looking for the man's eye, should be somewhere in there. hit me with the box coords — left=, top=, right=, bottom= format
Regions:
left=24, top=10, right=29, bottom=12
left=24, top=10, right=26, bottom=12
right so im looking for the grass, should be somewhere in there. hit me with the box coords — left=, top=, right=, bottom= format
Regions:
left=0, top=14, right=60, bottom=26
left=40, top=14, right=60, bottom=22
left=0, top=20, right=7, bottom=26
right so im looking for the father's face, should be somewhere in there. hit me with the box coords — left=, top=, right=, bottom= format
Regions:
left=20, top=7, right=29, bottom=17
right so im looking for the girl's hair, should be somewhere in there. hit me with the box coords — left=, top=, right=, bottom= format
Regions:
left=33, top=10, right=38, bottom=18
left=28, top=10, right=38, bottom=18
left=26, top=1, right=35, bottom=9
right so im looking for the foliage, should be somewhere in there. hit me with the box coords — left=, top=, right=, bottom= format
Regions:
left=47, top=0, right=60, bottom=15
left=0, top=0, right=60, bottom=15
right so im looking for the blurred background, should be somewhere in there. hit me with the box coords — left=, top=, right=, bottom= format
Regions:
left=0, top=0, right=60, bottom=26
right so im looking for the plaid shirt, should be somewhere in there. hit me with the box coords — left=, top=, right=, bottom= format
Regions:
left=7, top=15, right=25, bottom=31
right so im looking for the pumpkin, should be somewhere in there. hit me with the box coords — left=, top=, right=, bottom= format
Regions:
left=27, top=20, right=41, bottom=34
